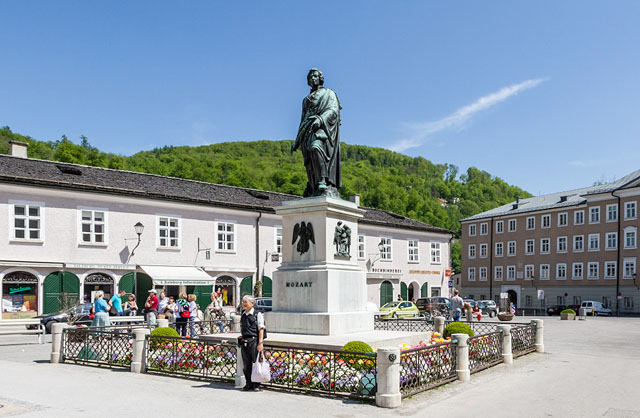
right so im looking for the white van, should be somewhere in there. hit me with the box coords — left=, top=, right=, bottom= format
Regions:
left=580, top=301, right=612, bottom=316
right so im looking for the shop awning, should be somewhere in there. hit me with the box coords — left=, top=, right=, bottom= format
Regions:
left=138, top=265, right=216, bottom=286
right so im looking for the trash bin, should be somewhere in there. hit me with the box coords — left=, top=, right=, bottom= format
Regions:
left=579, top=307, right=587, bottom=319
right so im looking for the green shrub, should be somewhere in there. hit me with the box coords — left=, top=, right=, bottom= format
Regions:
left=149, top=327, right=180, bottom=348
left=443, top=322, right=475, bottom=339
left=340, top=341, right=375, bottom=371
left=561, top=309, right=576, bottom=315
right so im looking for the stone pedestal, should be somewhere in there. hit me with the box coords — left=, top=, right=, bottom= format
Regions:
left=265, top=196, right=374, bottom=335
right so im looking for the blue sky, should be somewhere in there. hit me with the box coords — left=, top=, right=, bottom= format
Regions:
left=1, top=1, right=639, bottom=195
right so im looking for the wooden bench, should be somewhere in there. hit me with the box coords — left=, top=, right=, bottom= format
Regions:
left=0, top=319, right=45, bottom=344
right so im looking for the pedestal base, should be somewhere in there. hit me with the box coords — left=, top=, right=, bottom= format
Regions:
left=265, top=311, right=374, bottom=335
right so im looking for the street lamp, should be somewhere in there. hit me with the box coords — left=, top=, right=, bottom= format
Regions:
left=130, top=222, right=144, bottom=258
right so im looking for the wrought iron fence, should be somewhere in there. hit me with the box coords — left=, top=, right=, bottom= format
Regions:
left=468, top=332, right=502, bottom=373
left=261, top=344, right=377, bottom=400
left=168, top=319, right=232, bottom=337
left=511, top=323, right=537, bottom=357
left=62, top=327, right=134, bottom=368
left=145, top=335, right=237, bottom=381
left=374, top=318, right=434, bottom=333
left=400, top=341, right=457, bottom=397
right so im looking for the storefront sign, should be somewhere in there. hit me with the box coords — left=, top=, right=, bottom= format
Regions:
left=408, top=270, right=441, bottom=275
left=9, top=286, right=32, bottom=294
left=371, top=268, right=402, bottom=274
left=286, top=281, right=313, bottom=288
left=65, top=263, right=135, bottom=270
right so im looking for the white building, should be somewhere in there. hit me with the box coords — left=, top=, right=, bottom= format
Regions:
left=0, top=141, right=453, bottom=321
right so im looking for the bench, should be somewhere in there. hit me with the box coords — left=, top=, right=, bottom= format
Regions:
left=109, top=316, right=145, bottom=324
left=0, top=319, right=45, bottom=344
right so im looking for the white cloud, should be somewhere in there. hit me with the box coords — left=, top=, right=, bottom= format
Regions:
left=388, top=78, right=548, bottom=153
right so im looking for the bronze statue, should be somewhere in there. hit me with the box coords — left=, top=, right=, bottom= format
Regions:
left=333, top=221, right=351, bottom=257
left=292, top=221, right=315, bottom=255
left=292, top=68, right=342, bottom=198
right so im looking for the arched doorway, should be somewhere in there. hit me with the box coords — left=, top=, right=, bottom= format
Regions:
left=379, top=281, right=393, bottom=307
left=400, top=282, right=408, bottom=301
left=262, top=276, right=272, bottom=298
left=420, top=283, right=428, bottom=298
left=2, top=271, right=39, bottom=319
left=507, top=289, right=518, bottom=309
left=215, top=276, right=237, bottom=307
left=408, top=282, right=420, bottom=303
left=118, top=272, right=152, bottom=306
left=240, top=276, right=253, bottom=298
left=83, top=273, right=114, bottom=302
left=43, top=271, right=80, bottom=314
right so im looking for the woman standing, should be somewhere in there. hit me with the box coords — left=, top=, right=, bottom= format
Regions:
left=175, top=292, right=190, bottom=337
left=91, top=290, right=111, bottom=328
left=187, top=294, right=198, bottom=337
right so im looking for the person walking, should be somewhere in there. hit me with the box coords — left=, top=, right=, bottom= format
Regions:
left=145, top=289, right=159, bottom=326
left=451, top=289, right=464, bottom=322
left=175, top=292, right=190, bottom=337
left=109, top=289, right=126, bottom=317
left=239, top=295, right=266, bottom=392
left=91, top=290, right=111, bottom=328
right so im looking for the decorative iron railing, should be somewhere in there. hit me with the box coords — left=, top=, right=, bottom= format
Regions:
left=62, top=327, right=134, bottom=368
left=511, top=323, right=537, bottom=357
left=261, top=344, right=377, bottom=400
left=468, top=332, right=503, bottom=373
left=168, top=319, right=232, bottom=337
left=373, top=318, right=434, bottom=333
left=400, top=341, right=457, bottom=397
left=145, top=335, right=237, bottom=381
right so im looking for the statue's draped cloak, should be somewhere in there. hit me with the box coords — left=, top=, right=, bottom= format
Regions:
left=296, top=87, right=341, bottom=196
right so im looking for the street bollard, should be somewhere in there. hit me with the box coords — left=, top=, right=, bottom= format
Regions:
left=531, top=319, right=544, bottom=353
left=235, top=340, right=246, bottom=388
left=465, top=310, right=472, bottom=322
left=434, top=316, right=445, bottom=335
left=157, top=318, right=169, bottom=328
left=231, top=314, right=241, bottom=333
left=497, top=324, right=513, bottom=364
left=453, top=333, right=470, bottom=381
left=131, top=328, right=151, bottom=373
left=50, top=322, right=67, bottom=363
left=375, top=347, right=401, bottom=408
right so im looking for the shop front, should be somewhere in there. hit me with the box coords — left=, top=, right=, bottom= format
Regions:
left=138, top=265, right=216, bottom=313
left=215, top=276, right=237, bottom=308
left=2, top=271, right=39, bottom=319
left=83, top=273, right=114, bottom=302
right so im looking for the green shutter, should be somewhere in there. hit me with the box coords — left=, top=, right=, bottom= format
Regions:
left=135, top=273, right=153, bottom=305
left=43, top=271, right=79, bottom=313
left=193, top=285, right=213, bottom=309
left=421, top=283, right=428, bottom=298
left=401, top=282, right=408, bottom=301
left=119, top=273, right=135, bottom=301
left=379, top=281, right=393, bottom=307
left=262, top=276, right=272, bottom=298
left=240, top=276, right=253, bottom=297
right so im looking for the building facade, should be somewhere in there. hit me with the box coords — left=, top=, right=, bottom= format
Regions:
left=460, top=170, right=640, bottom=315
left=0, top=142, right=452, bottom=320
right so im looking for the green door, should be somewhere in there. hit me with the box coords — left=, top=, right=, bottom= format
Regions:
left=240, top=276, right=253, bottom=297
left=43, top=272, right=80, bottom=313
left=262, top=276, right=272, bottom=297
left=379, top=280, right=393, bottom=307
left=119, top=273, right=135, bottom=301
left=193, top=285, right=213, bottom=309
left=135, top=273, right=153, bottom=305
left=421, top=283, right=428, bottom=298
left=401, top=282, right=408, bottom=301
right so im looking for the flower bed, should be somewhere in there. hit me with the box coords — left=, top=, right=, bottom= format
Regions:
left=400, top=336, right=456, bottom=397
left=468, top=332, right=502, bottom=373
left=63, top=327, right=133, bottom=368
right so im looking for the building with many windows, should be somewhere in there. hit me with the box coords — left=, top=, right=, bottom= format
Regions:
left=0, top=142, right=452, bottom=320
left=461, top=170, right=640, bottom=315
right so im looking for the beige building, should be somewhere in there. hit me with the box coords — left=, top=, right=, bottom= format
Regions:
left=460, top=170, right=640, bottom=315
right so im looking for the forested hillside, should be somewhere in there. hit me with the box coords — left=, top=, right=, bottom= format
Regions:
left=1, top=126, right=530, bottom=271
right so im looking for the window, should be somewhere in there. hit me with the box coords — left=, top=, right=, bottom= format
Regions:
left=525, top=264, right=534, bottom=280
left=525, top=295, right=532, bottom=306
left=357, top=235, right=365, bottom=259
left=572, top=263, right=583, bottom=280
left=431, top=243, right=441, bottom=263
left=574, top=210, right=584, bottom=225
left=480, top=243, right=488, bottom=258
left=605, top=261, right=617, bottom=279
left=480, top=223, right=488, bottom=235
left=588, top=234, right=600, bottom=251
left=625, top=201, right=637, bottom=220
left=624, top=227, right=637, bottom=249
left=607, top=204, right=618, bottom=222
left=542, top=214, right=551, bottom=228
left=495, top=242, right=503, bottom=257
left=624, top=297, right=634, bottom=309
left=468, top=244, right=476, bottom=259
left=558, top=212, right=568, bottom=227
left=556, top=263, right=567, bottom=280
left=506, top=266, right=516, bottom=281
left=557, top=236, right=567, bottom=253
left=507, top=241, right=516, bottom=256
left=494, top=266, right=503, bottom=281
left=159, top=217, right=180, bottom=248
left=602, top=296, right=611, bottom=308
left=525, top=239, right=535, bottom=255
left=589, top=206, right=600, bottom=224
left=479, top=267, right=487, bottom=281
left=540, top=264, right=550, bottom=280
left=508, top=219, right=517, bottom=232
left=12, top=203, right=43, bottom=241
left=380, top=237, right=392, bottom=260
left=526, top=216, right=535, bottom=230
left=276, top=227, right=283, bottom=255
left=623, top=258, right=636, bottom=278
left=557, top=296, right=565, bottom=305
left=496, top=221, right=504, bottom=233
left=540, top=238, right=550, bottom=254
left=79, top=209, right=106, bottom=244
left=216, top=221, right=235, bottom=251
left=573, top=296, right=582, bottom=305
left=408, top=239, right=419, bottom=262
left=588, top=262, right=599, bottom=280
left=469, top=224, right=476, bottom=236
left=468, top=267, right=476, bottom=281
left=606, top=232, right=617, bottom=250
left=573, top=235, right=584, bottom=252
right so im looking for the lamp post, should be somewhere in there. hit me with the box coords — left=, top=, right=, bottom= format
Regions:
left=130, top=222, right=144, bottom=258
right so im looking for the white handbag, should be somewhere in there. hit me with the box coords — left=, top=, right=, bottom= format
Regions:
left=251, top=351, right=271, bottom=383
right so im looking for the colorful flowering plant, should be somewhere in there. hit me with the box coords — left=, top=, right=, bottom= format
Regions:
left=147, top=338, right=236, bottom=377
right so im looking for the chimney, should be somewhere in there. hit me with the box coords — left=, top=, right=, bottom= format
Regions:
left=349, top=194, right=360, bottom=206
left=512, top=196, right=520, bottom=210
left=9, top=141, right=28, bottom=158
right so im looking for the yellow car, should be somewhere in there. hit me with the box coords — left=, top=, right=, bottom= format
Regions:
left=379, top=301, right=420, bottom=319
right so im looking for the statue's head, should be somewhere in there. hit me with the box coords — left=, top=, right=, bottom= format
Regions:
left=307, top=68, right=324, bottom=87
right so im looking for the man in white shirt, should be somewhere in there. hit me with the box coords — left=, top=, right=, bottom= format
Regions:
left=239, top=295, right=266, bottom=391
left=451, top=289, right=464, bottom=322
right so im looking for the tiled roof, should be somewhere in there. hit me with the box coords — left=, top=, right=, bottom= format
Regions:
left=0, top=154, right=452, bottom=235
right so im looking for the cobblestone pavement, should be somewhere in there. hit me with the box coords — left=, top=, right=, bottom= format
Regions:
left=1, top=317, right=639, bottom=418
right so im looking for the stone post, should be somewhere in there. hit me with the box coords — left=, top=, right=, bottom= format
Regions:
left=531, top=319, right=544, bottom=353
left=375, top=347, right=401, bottom=408
left=131, top=328, right=151, bottom=373
left=465, top=310, right=472, bottom=322
left=453, top=333, right=470, bottom=382
left=497, top=324, right=513, bottom=364
left=434, top=316, right=445, bottom=335
left=235, top=340, right=246, bottom=388
left=231, top=314, right=241, bottom=333
left=50, top=323, right=67, bottom=363
left=157, top=318, right=169, bottom=328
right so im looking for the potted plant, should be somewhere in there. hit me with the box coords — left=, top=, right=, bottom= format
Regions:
left=560, top=308, right=576, bottom=320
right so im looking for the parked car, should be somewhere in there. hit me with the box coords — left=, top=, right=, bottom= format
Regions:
left=27, top=303, right=93, bottom=333
left=580, top=301, right=612, bottom=316
left=415, top=297, right=451, bottom=319
left=477, top=300, right=498, bottom=318
left=546, top=305, right=566, bottom=316
left=254, top=297, right=272, bottom=313
left=567, top=304, right=581, bottom=315
left=379, top=301, right=420, bottom=319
